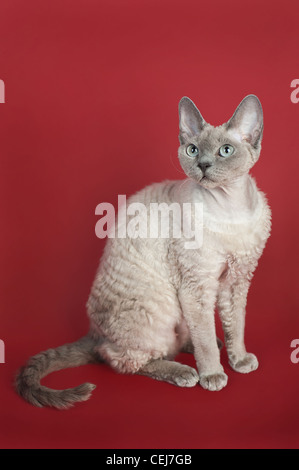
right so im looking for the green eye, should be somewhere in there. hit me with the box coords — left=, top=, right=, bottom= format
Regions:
left=186, top=144, right=199, bottom=157
left=219, top=144, right=234, bottom=157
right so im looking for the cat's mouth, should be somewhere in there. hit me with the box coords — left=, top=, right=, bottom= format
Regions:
left=200, top=175, right=212, bottom=182
left=199, top=174, right=218, bottom=188
left=199, top=175, right=210, bottom=185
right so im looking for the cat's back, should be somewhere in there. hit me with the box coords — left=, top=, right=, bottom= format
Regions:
left=127, top=179, right=180, bottom=205
left=91, top=180, right=182, bottom=296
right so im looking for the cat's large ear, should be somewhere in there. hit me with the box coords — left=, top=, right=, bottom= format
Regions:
left=178, top=97, right=205, bottom=144
left=226, top=95, right=263, bottom=148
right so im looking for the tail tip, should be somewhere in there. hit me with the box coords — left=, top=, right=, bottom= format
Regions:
left=15, top=379, right=97, bottom=410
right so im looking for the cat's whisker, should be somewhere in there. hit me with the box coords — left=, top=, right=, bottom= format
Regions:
left=169, top=152, right=186, bottom=176
left=177, top=177, right=192, bottom=192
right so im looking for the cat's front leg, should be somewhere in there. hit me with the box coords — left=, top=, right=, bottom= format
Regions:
left=217, top=276, right=258, bottom=374
left=178, top=278, right=228, bottom=391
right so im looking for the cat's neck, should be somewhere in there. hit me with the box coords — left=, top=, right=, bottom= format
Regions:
left=191, top=174, right=261, bottom=225
left=202, top=175, right=257, bottom=210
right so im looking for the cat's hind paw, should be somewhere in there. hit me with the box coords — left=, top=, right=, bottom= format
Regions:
left=229, top=353, right=259, bottom=374
left=199, top=371, right=228, bottom=391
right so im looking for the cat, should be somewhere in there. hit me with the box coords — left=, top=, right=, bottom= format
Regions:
left=16, top=95, right=271, bottom=409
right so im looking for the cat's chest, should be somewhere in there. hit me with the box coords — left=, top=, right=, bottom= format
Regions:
left=200, top=192, right=271, bottom=257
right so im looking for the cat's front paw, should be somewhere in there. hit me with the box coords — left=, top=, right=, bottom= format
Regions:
left=199, top=371, right=228, bottom=391
left=229, top=353, right=259, bottom=374
left=173, top=365, right=199, bottom=387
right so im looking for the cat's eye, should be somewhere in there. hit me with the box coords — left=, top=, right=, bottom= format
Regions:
left=219, top=144, right=234, bottom=157
left=186, top=144, right=199, bottom=157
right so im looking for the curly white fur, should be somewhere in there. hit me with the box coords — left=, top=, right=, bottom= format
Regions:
left=16, top=95, right=271, bottom=409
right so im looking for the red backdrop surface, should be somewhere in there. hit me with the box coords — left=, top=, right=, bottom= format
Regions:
left=1, top=0, right=299, bottom=449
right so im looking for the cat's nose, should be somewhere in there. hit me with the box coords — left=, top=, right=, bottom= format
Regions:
left=198, top=161, right=212, bottom=172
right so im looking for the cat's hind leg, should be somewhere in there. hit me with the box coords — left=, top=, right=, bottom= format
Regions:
left=96, top=340, right=199, bottom=387
left=137, top=359, right=199, bottom=387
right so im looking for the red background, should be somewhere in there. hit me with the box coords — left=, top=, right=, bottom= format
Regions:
left=1, top=0, right=299, bottom=449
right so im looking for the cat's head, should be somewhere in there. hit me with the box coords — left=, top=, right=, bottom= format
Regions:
left=178, top=95, right=263, bottom=189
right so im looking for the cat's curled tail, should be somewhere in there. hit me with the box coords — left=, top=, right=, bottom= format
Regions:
left=15, top=335, right=101, bottom=409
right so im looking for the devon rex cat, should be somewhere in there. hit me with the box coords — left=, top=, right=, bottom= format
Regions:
left=16, top=95, right=271, bottom=409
